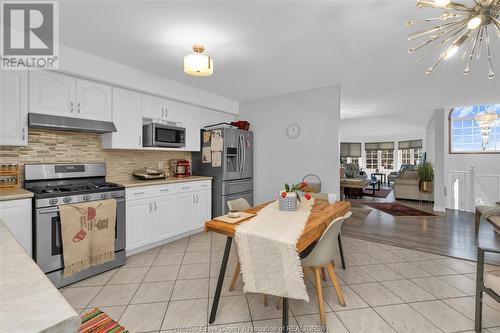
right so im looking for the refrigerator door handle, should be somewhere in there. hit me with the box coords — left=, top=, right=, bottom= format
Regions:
left=241, top=134, right=246, bottom=176
left=238, top=133, right=244, bottom=175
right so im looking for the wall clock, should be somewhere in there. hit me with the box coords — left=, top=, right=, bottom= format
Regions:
left=286, top=123, right=301, bottom=139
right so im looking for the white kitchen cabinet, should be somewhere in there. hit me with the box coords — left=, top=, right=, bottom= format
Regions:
left=29, top=71, right=112, bottom=122
left=101, top=88, right=142, bottom=149
left=125, top=180, right=212, bottom=253
left=76, top=79, right=112, bottom=121
left=154, top=195, right=177, bottom=241
left=194, top=190, right=212, bottom=228
left=200, top=108, right=235, bottom=128
left=0, top=199, right=32, bottom=256
left=176, top=192, right=197, bottom=234
left=126, top=198, right=153, bottom=250
left=29, top=71, right=75, bottom=118
left=142, top=94, right=183, bottom=123
left=182, top=104, right=201, bottom=151
left=0, top=70, right=28, bottom=146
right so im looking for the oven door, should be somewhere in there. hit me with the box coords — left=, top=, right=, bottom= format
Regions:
left=34, top=197, right=125, bottom=273
left=153, top=124, right=186, bottom=148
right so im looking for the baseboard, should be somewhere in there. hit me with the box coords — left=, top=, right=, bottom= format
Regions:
left=126, top=227, right=204, bottom=256
left=433, top=205, right=446, bottom=212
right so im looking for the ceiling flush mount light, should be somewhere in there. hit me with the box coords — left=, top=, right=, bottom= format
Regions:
left=183, top=45, right=213, bottom=76
left=407, top=0, right=500, bottom=79
left=475, top=109, right=498, bottom=149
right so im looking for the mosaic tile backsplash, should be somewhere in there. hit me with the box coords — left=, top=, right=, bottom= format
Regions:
left=0, top=130, right=191, bottom=181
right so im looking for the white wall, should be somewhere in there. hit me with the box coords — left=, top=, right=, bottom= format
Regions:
left=239, top=85, right=341, bottom=204
left=58, top=45, right=238, bottom=114
left=426, top=109, right=446, bottom=211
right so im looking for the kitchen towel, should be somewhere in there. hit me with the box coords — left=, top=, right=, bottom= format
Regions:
left=59, top=199, right=116, bottom=277
left=235, top=198, right=314, bottom=301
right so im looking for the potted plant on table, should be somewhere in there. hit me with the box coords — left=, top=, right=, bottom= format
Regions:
left=417, top=161, right=434, bottom=192
left=279, top=183, right=312, bottom=211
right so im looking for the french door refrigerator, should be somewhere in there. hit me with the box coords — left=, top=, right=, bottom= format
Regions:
left=192, top=127, right=253, bottom=217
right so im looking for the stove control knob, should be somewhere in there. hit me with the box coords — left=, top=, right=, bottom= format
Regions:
left=63, top=197, right=72, bottom=204
left=49, top=198, right=58, bottom=205
left=83, top=195, right=91, bottom=201
left=101, top=193, right=108, bottom=199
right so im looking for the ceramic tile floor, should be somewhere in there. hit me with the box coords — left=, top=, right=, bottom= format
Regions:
left=60, top=232, right=500, bottom=333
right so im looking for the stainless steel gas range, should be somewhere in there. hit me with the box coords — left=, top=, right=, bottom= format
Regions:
left=24, top=163, right=126, bottom=288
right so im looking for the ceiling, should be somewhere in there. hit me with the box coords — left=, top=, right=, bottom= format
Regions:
left=59, top=0, right=500, bottom=119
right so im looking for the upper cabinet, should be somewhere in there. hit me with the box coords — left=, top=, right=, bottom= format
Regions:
left=102, top=88, right=142, bottom=149
left=29, top=71, right=112, bottom=122
left=182, top=104, right=201, bottom=151
left=200, top=108, right=235, bottom=128
left=0, top=70, right=28, bottom=146
left=142, top=94, right=182, bottom=123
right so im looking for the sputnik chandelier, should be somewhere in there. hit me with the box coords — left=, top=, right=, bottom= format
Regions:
left=407, top=0, right=500, bottom=79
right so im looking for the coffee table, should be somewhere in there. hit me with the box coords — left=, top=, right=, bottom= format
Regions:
left=340, top=178, right=370, bottom=200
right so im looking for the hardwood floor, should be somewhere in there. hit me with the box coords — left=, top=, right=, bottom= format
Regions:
left=342, top=186, right=500, bottom=265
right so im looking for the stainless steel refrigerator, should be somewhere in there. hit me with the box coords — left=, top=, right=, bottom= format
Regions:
left=192, top=127, right=253, bottom=217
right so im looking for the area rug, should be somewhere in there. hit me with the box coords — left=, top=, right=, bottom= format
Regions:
left=362, top=188, right=392, bottom=198
left=80, top=308, right=128, bottom=333
left=362, top=202, right=436, bottom=217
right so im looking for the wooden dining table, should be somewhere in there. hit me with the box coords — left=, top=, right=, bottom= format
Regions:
left=204, top=199, right=351, bottom=331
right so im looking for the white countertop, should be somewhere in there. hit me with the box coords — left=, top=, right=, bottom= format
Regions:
left=0, top=219, right=80, bottom=333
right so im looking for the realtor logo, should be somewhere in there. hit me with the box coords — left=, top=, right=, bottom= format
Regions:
left=1, top=1, right=59, bottom=69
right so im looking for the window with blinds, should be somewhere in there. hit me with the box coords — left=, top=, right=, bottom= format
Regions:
left=340, top=142, right=362, bottom=166
left=398, top=140, right=422, bottom=165
left=365, top=142, right=395, bottom=170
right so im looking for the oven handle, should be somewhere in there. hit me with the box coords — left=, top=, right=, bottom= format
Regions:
left=38, top=207, right=60, bottom=214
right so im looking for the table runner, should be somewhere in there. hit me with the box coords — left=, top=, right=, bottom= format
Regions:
left=234, top=198, right=314, bottom=301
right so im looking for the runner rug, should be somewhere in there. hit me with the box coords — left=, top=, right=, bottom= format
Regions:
left=79, top=308, right=127, bottom=333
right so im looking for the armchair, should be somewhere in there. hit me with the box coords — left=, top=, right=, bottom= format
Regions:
left=475, top=245, right=500, bottom=332
left=342, top=163, right=367, bottom=179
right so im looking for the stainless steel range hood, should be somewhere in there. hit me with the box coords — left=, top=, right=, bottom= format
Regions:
left=28, top=113, right=117, bottom=134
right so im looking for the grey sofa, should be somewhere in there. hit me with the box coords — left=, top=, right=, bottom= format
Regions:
left=393, top=169, right=433, bottom=201
left=343, top=163, right=367, bottom=179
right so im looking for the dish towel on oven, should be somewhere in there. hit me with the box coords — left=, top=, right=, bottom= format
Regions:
left=235, top=198, right=314, bottom=301
left=59, top=199, right=116, bottom=277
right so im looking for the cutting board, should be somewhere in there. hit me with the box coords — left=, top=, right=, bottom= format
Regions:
left=214, top=212, right=256, bottom=224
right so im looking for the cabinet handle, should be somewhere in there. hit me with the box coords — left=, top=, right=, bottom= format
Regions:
left=165, top=107, right=168, bottom=117
left=182, top=186, right=190, bottom=190
left=149, top=202, right=152, bottom=212
left=77, top=102, right=80, bottom=114
left=160, top=189, right=170, bottom=192
left=196, top=195, right=199, bottom=203
left=70, top=102, right=73, bottom=113
left=161, top=108, right=164, bottom=117
left=22, top=127, right=26, bottom=141
left=133, top=191, right=145, bottom=195
left=154, top=202, right=157, bottom=211
left=193, top=195, right=195, bottom=204
left=139, top=136, right=141, bottom=146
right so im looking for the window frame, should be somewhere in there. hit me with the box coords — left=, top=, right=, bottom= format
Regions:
left=449, top=107, right=500, bottom=155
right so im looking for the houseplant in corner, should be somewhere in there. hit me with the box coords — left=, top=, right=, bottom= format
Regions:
left=279, top=183, right=311, bottom=211
left=417, top=161, right=434, bottom=192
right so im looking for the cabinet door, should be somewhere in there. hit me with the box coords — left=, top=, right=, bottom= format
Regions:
left=177, top=193, right=196, bottom=233
left=195, top=190, right=212, bottom=228
left=0, top=70, right=28, bottom=146
left=182, top=104, right=201, bottom=151
left=102, top=88, right=142, bottom=149
left=200, top=108, right=235, bottom=128
left=126, top=199, right=154, bottom=251
left=0, top=199, right=32, bottom=256
left=153, top=195, right=177, bottom=241
left=163, top=99, right=183, bottom=123
left=29, top=71, right=75, bottom=117
left=142, top=94, right=164, bottom=119
left=76, top=79, right=112, bottom=121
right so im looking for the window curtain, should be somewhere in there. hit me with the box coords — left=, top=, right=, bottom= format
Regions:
left=365, top=142, right=394, bottom=151
left=398, top=139, right=422, bottom=149
left=340, top=142, right=362, bottom=157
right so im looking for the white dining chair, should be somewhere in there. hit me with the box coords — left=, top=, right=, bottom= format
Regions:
left=301, top=211, right=351, bottom=327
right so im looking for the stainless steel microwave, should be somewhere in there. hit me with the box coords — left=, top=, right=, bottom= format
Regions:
left=142, top=122, right=186, bottom=148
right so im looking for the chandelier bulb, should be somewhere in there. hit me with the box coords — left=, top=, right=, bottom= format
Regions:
left=488, top=70, right=496, bottom=79
left=433, top=0, right=451, bottom=6
left=463, top=66, right=470, bottom=75
left=425, top=67, right=433, bottom=74
left=467, top=16, right=482, bottom=30
left=406, top=20, right=415, bottom=26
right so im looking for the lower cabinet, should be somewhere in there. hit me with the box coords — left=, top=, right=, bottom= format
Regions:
left=0, top=198, right=32, bottom=256
left=125, top=181, right=212, bottom=253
